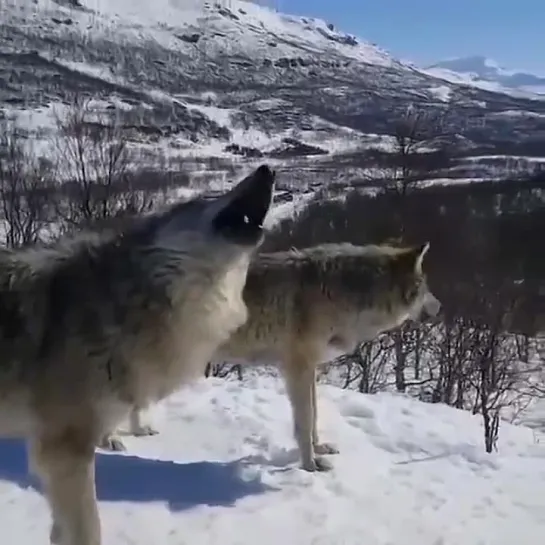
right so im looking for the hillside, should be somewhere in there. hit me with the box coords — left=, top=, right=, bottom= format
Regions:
left=1, top=374, right=543, bottom=544
left=2, top=0, right=545, bottom=190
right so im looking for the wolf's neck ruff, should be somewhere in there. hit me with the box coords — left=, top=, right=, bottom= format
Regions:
left=224, top=241, right=441, bottom=358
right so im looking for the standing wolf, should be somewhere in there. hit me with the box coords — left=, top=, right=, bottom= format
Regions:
left=0, top=165, right=276, bottom=545
left=120, top=242, right=441, bottom=472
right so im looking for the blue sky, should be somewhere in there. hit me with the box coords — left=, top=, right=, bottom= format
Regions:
left=281, top=0, right=544, bottom=73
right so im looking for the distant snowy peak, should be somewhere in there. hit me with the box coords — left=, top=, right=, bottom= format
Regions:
left=428, top=56, right=508, bottom=78
left=425, top=56, right=545, bottom=95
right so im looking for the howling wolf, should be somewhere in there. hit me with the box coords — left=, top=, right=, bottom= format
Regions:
left=0, top=165, right=276, bottom=545
left=120, top=242, right=441, bottom=472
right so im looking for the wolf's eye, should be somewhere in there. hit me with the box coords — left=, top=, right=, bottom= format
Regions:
left=243, top=215, right=249, bottom=224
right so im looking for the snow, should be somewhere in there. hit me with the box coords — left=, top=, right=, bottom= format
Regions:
left=3, top=0, right=398, bottom=72
left=466, top=154, right=545, bottom=163
left=262, top=192, right=316, bottom=229
left=428, top=85, right=452, bottom=102
left=421, top=66, right=545, bottom=101
left=184, top=102, right=278, bottom=151
left=422, top=67, right=508, bottom=91
left=419, top=177, right=505, bottom=188
left=425, top=56, right=545, bottom=86
left=524, top=398, right=545, bottom=441
left=1, top=45, right=371, bottom=162
left=55, top=59, right=124, bottom=86
left=16, top=0, right=395, bottom=69
left=490, top=109, right=545, bottom=119
left=1, top=374, right=544, bottom=544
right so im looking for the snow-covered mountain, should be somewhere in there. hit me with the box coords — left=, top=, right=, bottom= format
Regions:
left=425, top=56, right=545, bottom=96
left=1, top=0, right=545, bottom=186
left=1, top=373, right=544, bottom=544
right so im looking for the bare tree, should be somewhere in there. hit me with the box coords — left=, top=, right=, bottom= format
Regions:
left=390, top=108, right=452, bottom=193
left=365, top=107, right=454, bottom=205
left=470, top=323, right=510, bottom=453
left=461, top=289, right=542, bottom=453
left=52, top=96, right=157, bottom=233
left=0, top=121, right=55, bottom=248
left=426, top=317, right=480, bottom=407
left=368, top=108, right=455, bottom=392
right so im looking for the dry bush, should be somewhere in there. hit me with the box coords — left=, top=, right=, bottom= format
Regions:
left=327, top=337, right=393, bottom=394
left=317, top=305, right=543, bottom=454
left=204, top=362, right=243, bottom=381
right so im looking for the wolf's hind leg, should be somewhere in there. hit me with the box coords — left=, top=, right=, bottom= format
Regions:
left=97, top=433, right=126, bottom=452
left=311, top=368, right=339, bottom=456
left=29, top=433, right=101, bottom=545
left=282, top=348, right=333, bottom=472
left=129, top=406, right=159, bottom=437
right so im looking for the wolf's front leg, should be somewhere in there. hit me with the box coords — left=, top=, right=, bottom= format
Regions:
left=282, top=354, right=333, bottom=472
left=129, top=406, right=159, bottom=437
left=29, top=435, right=101, bottom=545
left=28, top=441, right=61, bottom=544
left=311, top=369, right=339, bottom=456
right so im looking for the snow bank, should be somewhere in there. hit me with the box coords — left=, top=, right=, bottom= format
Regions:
left=1, top=375, right=543, bottom=544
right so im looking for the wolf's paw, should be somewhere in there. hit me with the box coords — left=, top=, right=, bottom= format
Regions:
left=99, top=434, right=127, bottom=452
left=301, top=456, right=334, bottom=472
left=314, top=442, right=340, bottom=455
left=131, top=425, right=159, bottom=437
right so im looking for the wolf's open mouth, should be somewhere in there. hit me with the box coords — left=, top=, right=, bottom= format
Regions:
left=213, top=164, right=276, bottom=244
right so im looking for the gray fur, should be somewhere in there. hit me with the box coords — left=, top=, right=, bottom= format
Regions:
left=216, top=242, right=441, bottom=471
left=0, top=164, right=276, bottom=545
left=123, top=241, right=441, bottom=473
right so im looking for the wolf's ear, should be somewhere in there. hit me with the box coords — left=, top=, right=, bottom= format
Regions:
left=414, top=242, right=430, bottom=274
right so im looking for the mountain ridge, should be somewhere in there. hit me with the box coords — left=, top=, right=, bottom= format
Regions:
left=425, top=55, right=545, bottom=96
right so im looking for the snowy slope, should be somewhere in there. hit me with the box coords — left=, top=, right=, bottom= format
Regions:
left=2, top=375, right=544, bottom=544
left=78, top=0, right=396, bottom=67
left=3, top=0, right=397, bottom=67
left=2, top=0, right=545, bottom=171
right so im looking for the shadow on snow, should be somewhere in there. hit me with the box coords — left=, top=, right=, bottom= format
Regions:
left=0, top=438, right=274, bottom=511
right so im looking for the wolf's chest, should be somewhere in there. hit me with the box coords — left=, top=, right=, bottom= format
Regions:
left=133, top=268, right=250, bottom=403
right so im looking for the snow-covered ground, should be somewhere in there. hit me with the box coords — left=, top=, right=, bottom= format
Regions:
left=2, top=92, right=378, bottom=166
left=428, top=85, right=453, bottom=102
left=1, top=375, right=544, bottom=544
